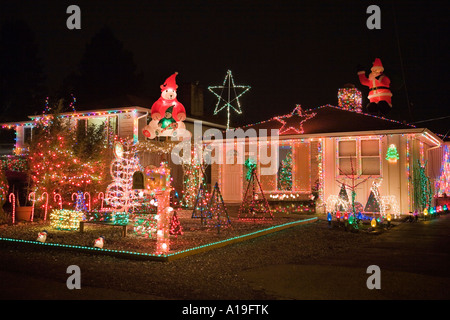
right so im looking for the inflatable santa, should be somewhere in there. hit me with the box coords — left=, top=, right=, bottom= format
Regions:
left=357, top=58, right=392, bottom=116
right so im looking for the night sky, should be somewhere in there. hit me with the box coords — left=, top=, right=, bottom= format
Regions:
left=1, top=0, right=449, bottom=135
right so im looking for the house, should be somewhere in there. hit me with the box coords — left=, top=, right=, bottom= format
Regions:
left=209, top=104, right=447, bottom=216
left=0, top=90, right=227, bottom=195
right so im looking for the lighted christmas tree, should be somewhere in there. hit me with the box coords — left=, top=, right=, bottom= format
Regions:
left=28, top=99, right=108, bottom=200
left=206, top=182, right=230, bottom=233
left=338, top=183, right=349, bottom=211
left=191, top=164, right=211, bottom=223
left=278, top=150, right=292, bottom=191
left=385, top=144, right=400, bottom=163
left=364, top=181, right=381, bottom=212
left=169, top=210, right=183, bottom=236
left=239, top=166, right=272, bottom=220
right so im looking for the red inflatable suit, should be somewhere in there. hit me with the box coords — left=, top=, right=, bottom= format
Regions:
left=358, top=58, right=392, bottom=115
left=151, top=72, right=186, bottom=122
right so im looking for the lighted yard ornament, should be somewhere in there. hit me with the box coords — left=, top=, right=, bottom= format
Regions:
left=105, top=140, right=141, bottom=211
left=8, top=193, right=15, bottom=224
left=386, top=144, right=400, bottom=163
left=275, top=105, right=316, bottom=135
left=41, top=192, right=49, bottom=221
left=143, top=72, right=189, bottom=140
left=36, top=230, right=48, bottom=243
left=208, top=70, right=250, bottom=130
left=94, top=236, right=104, bottom=248
left=169, top=210, right=183, bottom=236
left=357, top=58, right=393, bottom=116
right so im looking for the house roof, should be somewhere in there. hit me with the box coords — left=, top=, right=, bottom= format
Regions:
left=238, top=104, right=416, bottom=135
left=221, top=104, right=443, bottom=146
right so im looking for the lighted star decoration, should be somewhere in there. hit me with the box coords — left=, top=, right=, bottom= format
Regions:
left=275, top=105, right=316, bottom=135
left=208, top=70, right=251, bottom=129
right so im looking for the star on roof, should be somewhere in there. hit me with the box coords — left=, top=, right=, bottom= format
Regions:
left=208, top=70, right=251, bottom=129
left=275, top=105, right=316, bottom=135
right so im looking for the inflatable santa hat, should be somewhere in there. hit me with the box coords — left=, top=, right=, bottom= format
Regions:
left=160, top=72, right=179, bottom=90
left=371, top=58, right=384, bottom=72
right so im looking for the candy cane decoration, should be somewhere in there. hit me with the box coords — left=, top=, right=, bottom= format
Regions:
left=83, top=192, right=91, bottom=211
left=9, top=193, right=15, bottom=224
left=54, top=193, right=62, bottom=210
left=72, top=193, right=79, bottom=210
left=98, top=192, right=104, bottom=210
left=42, top=192, right=49, bottom=221
left=28, top=192, right=36, bottom=222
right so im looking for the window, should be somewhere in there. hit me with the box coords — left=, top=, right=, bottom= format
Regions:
left=338, top=140, right=357, bottom=175
left=337, top=138, right=381, bottom=176
left=360, top=139, right=380, bottom=175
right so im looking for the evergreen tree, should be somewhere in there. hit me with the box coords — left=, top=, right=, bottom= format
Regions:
left=61, top=27, right=144, bottom=107
left=0, top=21, right=46, bottom=121
left=28, top=100, right=109, bottom=200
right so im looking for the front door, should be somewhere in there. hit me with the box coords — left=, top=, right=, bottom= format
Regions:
left=221, top=163, right=242, bottom=202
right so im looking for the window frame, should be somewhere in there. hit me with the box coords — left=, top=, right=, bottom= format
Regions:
left=336, top=137, right=382, bottom=178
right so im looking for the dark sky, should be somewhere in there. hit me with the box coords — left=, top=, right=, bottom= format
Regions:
left=1, top=0, right=449, bottom=134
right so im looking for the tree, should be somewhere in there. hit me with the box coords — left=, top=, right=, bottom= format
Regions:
left=0, top=20, right=46, bottom=121
left=28, top=99, right=109, bottom=201
left=413, top=161, right=433, bottom=211
left=61, top=27, right=144, bottom=106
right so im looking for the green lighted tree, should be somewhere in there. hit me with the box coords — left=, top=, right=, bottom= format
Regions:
left=385, top=144, right=400, bottom=163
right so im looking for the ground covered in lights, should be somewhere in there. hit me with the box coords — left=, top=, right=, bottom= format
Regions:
left=0, top=210, right=317, bottom=255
